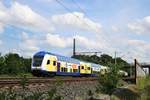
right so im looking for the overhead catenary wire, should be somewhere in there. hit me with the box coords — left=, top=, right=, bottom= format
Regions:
left=54, top=0, right=99, bottom=32
left=71, top=0, right=87, bottom=15
left=70, top=0, right=116, bottom=51
left=54, top=0, right=113, bottom=54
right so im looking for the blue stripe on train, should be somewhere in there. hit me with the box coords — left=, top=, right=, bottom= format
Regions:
left=56, top=72, right=80, bottom=76
left=33, top=69, right=96, bottom=77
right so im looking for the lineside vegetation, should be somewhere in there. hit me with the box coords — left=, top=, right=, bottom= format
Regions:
left=0, top=52, right=129, bottom=76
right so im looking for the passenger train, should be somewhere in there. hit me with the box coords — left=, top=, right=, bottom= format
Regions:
left=31, top=51, right=101, bottom=77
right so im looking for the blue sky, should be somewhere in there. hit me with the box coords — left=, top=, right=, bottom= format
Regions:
left=0, top=0, right=150, bottom=63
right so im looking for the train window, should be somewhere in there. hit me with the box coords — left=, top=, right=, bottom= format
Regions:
left=76, top=69, right=78, bottom=72
left=70, top=69, right=72, bottom=72
left=64, top=68, right=66, bottom=72
left=47, top=60, right=50, bottom=65
left=87, top=67, right=90, bottom=70
left=73, top=69, right=75, bottom=72
left=81, top=66, right=84, bottom=69
left=61, top=67, right=63, bottom=72
left=33, top=55, right=44, bottom=66
left=73, top=69, right=78, bottom=72
left=65, top=68, right=67, bottom=72
left=53, top=61, right=56, bottom=66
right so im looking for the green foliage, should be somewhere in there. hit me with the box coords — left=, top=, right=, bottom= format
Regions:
left=137, top=76, right=150, bottom=100
left=0, top=52, right=31, bottom=75
left=20, top=75, right=28, bottom=90
left=97, top=63, right=122, bottom=95
left=72, top=54, right=129, bottom=69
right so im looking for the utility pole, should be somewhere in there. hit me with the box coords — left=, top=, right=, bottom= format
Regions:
left=72, top=38, right=101, bottom=56
left=75, top=51, right=101, bottom=56
left=134, top=59, right=137, bottom=84
left=114, top=51, right=117, bottom=65
left=73, top=38, right=76, bottom=56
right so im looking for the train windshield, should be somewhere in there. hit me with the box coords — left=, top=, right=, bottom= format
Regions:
left=33, top=55, right=44, bottom=66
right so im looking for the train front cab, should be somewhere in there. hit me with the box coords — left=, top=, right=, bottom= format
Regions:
left=32, top=53, right=58, bottom=76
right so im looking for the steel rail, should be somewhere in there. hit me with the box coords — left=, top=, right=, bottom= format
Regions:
left=0, top=77, right=98, bottom=86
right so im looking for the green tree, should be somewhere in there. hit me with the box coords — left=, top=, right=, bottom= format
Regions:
left=97, top=63, right=122, bottom=95
left=0, top=52, right=32, bottom=75
left=72, top=54, right=129, bottom=67
left=0, top=53, right=5, bottom=74
left=4, top=53, right=25, bottom=75
left=23, top=58, right=32, bottom=73
left=99, top=54, right=113, bottom=65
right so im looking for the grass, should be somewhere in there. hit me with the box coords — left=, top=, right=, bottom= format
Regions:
left=136, top=76, right=150, bottom=100
left=0, top=73, right=33, bottom=78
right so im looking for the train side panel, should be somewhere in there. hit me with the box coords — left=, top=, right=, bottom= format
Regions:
left=80, top=62, right=92, bottom=75
left=42, top=54, right=57, bottom=72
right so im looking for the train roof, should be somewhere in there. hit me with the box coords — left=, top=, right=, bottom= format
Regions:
left=34, top=51, right=102, bottom=67
left=91, top=63, right=101, bottom=67
left=34, top=51, right=80, bottom=64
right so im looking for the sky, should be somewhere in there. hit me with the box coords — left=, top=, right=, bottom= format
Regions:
left=0, top=0, right=150, bottom=63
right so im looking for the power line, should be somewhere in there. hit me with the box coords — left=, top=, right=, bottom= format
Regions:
left=71, top=0, right=87, bottom=15
left=54, top=0, right=99, bottom=32
left=55, top=0, right=74, bottom=14
left=71, top=0, right=113, bottom=48
left=54, top=0, right=113, bottom=53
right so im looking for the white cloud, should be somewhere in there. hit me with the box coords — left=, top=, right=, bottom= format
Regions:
left=0, top=1, right=54, bottom=33
left=46, top=33, right=72, bottom=48
left=0, top=2, right=103, bottom=34
left=111, top=26, right=120, bottom=32
left=128, top=39, right=146, bottom=46
left=128, top=16, right=150, bottom=34
left=45, top=33, right=108, bottom=51
left=127, top=39, right=150, bottom=62
left=6, top=32, right=40, bottom=57
left=19, top=32, right=39, bottom=53
left=74, top=35, right=105, bottom=49
left=51, top=12, right=102, bottom=33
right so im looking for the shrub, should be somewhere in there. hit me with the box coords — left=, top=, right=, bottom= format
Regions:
left=97, top=63, right=122, bottom=95
left=137, top=76, right=150, bottom=100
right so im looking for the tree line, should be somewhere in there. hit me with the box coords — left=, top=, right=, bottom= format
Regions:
left=72, top=54, right=130, bottom=70
left=0, top=52, right=129, bottom=76
left=0, top=53, right=31, bottom=75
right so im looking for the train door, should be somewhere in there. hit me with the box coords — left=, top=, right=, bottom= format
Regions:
left=86, top=64, right=91, bottom=74
left=78, top=66, right=80, bottom=73
left=57, top=62, right=60, bottom=72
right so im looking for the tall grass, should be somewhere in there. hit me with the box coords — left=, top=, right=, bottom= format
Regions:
left=137, top=76, right=150, bottom=100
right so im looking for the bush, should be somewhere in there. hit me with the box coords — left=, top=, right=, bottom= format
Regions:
left=0, top=53, right=31, bottom=75
left=137, top=76, right=150, bottom=100
left=97, top=63, right=122, bottom=95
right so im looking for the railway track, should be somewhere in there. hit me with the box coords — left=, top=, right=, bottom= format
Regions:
left=0, top=77, right=98, bottom=86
